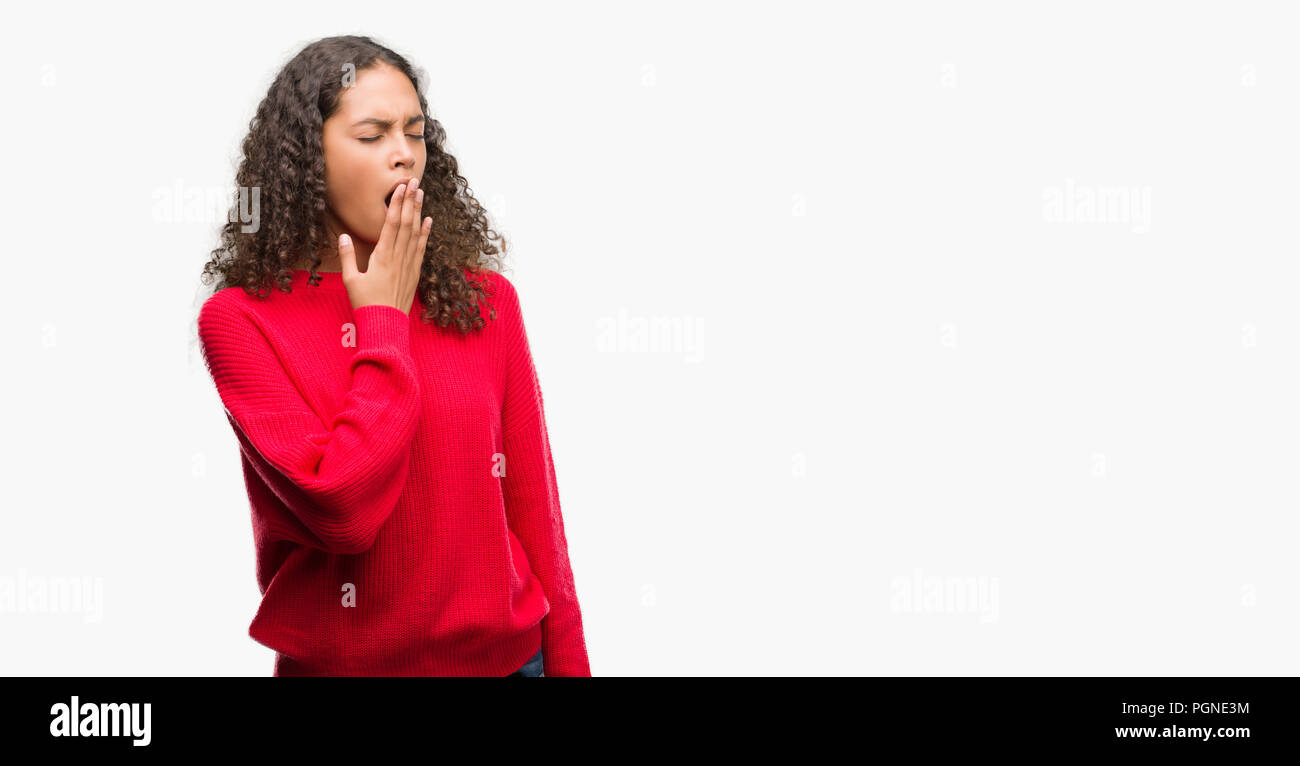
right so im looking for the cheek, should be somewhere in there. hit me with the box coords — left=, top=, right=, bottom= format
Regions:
left=326, top=162, right=378, bottom=219
left=323, top=145, right=366, bottom=200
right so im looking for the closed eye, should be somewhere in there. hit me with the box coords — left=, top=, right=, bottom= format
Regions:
left=360, top=135, right=425, bottom=143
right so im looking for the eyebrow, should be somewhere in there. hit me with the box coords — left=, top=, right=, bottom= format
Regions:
left=351, top=115, right=425, bottom=129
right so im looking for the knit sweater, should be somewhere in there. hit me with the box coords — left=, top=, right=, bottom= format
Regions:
left=196, top=267, right=590, bottom=676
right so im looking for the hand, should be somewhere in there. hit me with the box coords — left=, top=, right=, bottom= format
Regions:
left=339, top=175, right=432, bottom=312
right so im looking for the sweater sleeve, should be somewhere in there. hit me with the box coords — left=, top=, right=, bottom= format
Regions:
left=497, top=276, right=592, bottom=677
left=197, top=294, right=422, bottom=555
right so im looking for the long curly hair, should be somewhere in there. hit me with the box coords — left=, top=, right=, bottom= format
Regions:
left=199, top=35, right=506, bottom=333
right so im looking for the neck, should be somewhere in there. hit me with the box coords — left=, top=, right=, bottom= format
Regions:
left=295, top=214, right=373, bottom=272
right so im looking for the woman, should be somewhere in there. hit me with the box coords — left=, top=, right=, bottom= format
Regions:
left=196, top=35, right=588, bottom=677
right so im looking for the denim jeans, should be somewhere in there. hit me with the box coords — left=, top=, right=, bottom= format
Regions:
left=508, top=647, right=544, bottom=677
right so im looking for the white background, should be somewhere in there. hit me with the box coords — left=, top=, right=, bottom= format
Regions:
left=1, top=0, right=1296, bottom=675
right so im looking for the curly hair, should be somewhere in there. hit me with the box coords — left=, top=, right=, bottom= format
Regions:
left=199, top=35, right=507, bottom=333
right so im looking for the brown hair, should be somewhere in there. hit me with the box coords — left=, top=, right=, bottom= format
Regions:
left=199, top=35, right=506, bottom=332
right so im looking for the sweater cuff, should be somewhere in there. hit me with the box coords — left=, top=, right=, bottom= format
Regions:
left=352, top=305, right=412, bottom=354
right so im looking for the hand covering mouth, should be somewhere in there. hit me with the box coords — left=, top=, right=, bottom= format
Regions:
left=384, top=179, right=412, bottom=206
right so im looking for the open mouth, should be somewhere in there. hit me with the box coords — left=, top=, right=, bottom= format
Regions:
left=383, top=179, right=411, bottom=208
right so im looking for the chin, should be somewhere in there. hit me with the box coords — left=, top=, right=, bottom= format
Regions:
left=344, top=218, right=382, bottom=245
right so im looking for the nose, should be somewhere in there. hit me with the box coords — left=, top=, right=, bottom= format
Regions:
left=391, top=142, right=416, bottom=171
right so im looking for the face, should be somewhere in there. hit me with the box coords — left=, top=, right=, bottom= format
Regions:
left=320, top=63, right=427, bottom=246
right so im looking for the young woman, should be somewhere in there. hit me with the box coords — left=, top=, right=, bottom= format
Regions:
left=196, top=35, right=589, bottom=677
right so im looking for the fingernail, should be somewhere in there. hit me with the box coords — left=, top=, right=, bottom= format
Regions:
left=340, top=234, right=350, bottom=246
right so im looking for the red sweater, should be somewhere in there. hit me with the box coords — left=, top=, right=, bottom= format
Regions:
left=196, top=267, right=590, bottom=676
